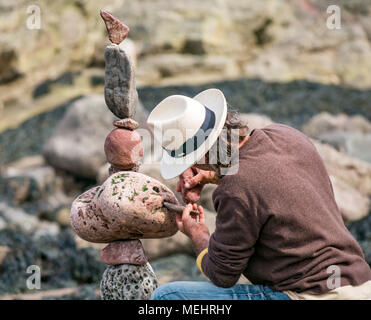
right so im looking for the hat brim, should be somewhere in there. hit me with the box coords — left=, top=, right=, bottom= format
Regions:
left=160, top=88, right=227, bottom=180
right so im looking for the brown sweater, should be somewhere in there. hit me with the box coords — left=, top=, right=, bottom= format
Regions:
left=202, top=124, right=371, bottom=294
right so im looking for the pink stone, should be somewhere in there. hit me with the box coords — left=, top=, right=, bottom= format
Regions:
left=104, top=128, right=144, bottom=170
left=100, top=240, right=148, bottom=265
left=70, top=171, right=179, bottom=243
left=100, top=10, right=129, bottom=45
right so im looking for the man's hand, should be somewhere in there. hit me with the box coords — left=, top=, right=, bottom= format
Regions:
left=176, top=203, right=210, bottom=255
left=176, top=167, right=218, bottom=204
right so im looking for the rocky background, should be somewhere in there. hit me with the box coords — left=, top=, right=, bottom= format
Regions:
left=0, top=0, right=371, bottom=299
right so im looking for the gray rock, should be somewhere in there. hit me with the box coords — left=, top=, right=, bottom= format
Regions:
left=0, top=44, right=21, bottom=84
left=330, top=175, right=370, bottom=222
left=318, top=131, right=371, bottom=164
left=313, top=140, right=371, bottom=196
left=43, top=95, right=114, bottom=179
left=100, top=262, right=158, bottom=300
left=104, top=44, right=138, bottom=119
left=0, top=163, right=56, bottom=204
left=0, top=201, right=60, bottom=238
left=302, top=113, right=371, bottom=138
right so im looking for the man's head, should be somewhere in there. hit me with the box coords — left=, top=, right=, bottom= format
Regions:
left=193, top=110, right=249, bottom=175
left=147, top=88, right=229, bottom=180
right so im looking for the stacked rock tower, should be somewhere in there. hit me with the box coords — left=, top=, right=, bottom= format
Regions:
left=70, top=11, right=181, bottom=300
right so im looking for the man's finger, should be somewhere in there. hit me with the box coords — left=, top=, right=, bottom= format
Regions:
left=175, top=213, right=183, bottom=230
left=198, top=205, right=205, bottom=224
left=182, top=203, right=192, bottom=223
left=185, top=173, right=203, bottom=189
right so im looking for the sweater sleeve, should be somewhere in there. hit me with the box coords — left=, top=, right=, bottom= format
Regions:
left=201, top=192, right=261, bottom=288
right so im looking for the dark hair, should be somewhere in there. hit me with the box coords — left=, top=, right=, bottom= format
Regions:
left=207, top=110, right=249, bottom=176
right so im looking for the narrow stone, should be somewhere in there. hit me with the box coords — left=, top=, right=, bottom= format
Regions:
left=104, top=44, right=138, bottom=119
left=113, top=118, right=139, bottom=130
left=100, top=240, right=148, bottom=266
left=100, top=10, right=129, bottom=45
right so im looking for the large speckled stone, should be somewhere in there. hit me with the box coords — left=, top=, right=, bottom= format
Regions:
left=104, top=44, right=138, bottom=119
left=70, top=171, right=179, bottom=243
left=100, top=262, right=158, bottom=300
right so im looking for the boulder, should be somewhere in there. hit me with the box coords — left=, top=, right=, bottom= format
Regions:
left=303, top=113, right=371, bottom=136
left=43, top=95, right=148, bottom=179
left=0, top=164, right=56, bottom=204
left=313, top=140, right=371, bottom=197
left=330, top=175, right=370, bottom=222
left=43, top=95, right=113, bottom=179
left=0, top=201, right=60, bottom=238
left=100, top=262, right=157, bottom=300
left=70, top=171, right=179, bottom=243
left=317, top=131, right=371, bottom=164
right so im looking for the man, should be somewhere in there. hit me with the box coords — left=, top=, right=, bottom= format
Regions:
left=147, top=88, right=371, bottom=300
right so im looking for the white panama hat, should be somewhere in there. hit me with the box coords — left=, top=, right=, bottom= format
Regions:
left=147, top=88, right=227, bottom=180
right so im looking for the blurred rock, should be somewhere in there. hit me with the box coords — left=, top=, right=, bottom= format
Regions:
left=0, top=228, right=106, bottom=295
left=302, top=113, right=371, bottom=163
left=0, top=245, right=9, bottom=265
left=0, top=44, right=21, bottom=84
left=97, top=163, right=111, bottom=184
left=330, top=175, right=370, bottom=222
left=317, top=131, right=371, bottom=164
left=302, top=113, right=371, bottom=137
left=313, top=140, right=371, bottom=197
left=55, top=207, right=71, bottom=227
left=0, top=165, right=56, bottom=204
left=0, top=202, right=60, bottom=238
left=348, top=214, right=371, bottom=266
left=43, top=95, right=113, bottom=179
left=43, top=94, right=148, bottom=180
left=151, top=254, right=204, bottom=285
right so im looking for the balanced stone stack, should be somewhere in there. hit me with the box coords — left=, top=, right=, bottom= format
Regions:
left=70, top=10, right=179, bottom=300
